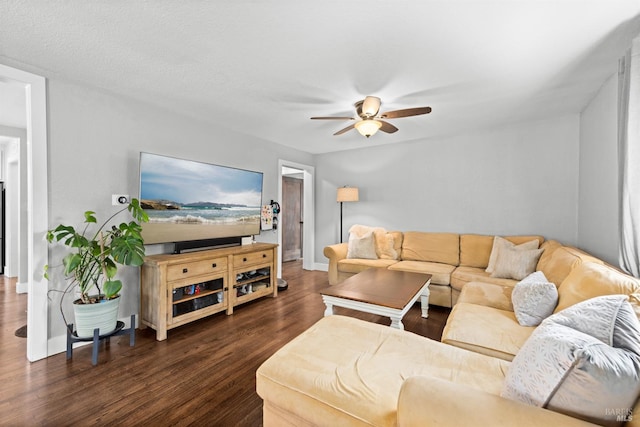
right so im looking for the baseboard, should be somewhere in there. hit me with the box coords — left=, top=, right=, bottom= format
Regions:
left=47, top=314, right=138, bottom=357
left=16, top=281, right=28, bottom=294
left=314, top=262, right=328, bottom=272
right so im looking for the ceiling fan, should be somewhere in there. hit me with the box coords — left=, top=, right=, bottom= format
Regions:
left=310, top=96, right=432, bottom=138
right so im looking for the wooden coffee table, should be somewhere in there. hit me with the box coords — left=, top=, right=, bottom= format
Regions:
left=319, top=268, right=432, bottom=330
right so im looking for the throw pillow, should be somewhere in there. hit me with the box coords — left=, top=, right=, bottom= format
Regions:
left=502, top=295, right=640, bottom=426
left=372, top=229, right=398, bottom=260
left=490, top=246, right=544, bottom=280
left=511, top=271, right=558, bottom=326
left=346, top=231, right=378, bottom=260
left=348, top=224, right=398, bottom=260
left=486, top=236, right=540, bottom=274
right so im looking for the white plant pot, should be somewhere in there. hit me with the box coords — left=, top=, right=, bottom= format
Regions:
left=73, top=295, right=120, bottom=338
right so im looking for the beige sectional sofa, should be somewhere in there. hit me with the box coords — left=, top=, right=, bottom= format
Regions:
left=323, top=230, right=594, bottom=306
left=256, top=231, right=640, bottom=426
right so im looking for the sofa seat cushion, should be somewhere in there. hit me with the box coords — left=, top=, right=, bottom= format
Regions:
left=388, top=260, right=455, bottom=285
left=451, top=266, right=518, bottom=292
left=428, top=284, right=453, bottom=308
left=442, top=302, right=535, bottom=361
left=337, top=258, right=399, bottom=274
left=256, top=315, right=510, bottom=427
left=456, top=282, right=514, bottom=312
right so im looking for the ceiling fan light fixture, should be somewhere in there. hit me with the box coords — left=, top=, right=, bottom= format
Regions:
left=355, top=119, right=382, bottom=138
left=362, top=96, right=381, bottom=117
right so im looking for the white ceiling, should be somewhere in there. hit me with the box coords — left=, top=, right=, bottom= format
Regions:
left=1, top=1, right=640, bottom=154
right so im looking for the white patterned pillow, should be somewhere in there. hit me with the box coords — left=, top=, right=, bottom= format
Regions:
left=346, top=231, right=377, bottom=259
left=502, top=295, right=640, bottom=426
left=511, top=271, right=558, bottom=326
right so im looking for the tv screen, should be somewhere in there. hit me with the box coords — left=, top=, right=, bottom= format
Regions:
left=139, top=152, right=264, bottom=245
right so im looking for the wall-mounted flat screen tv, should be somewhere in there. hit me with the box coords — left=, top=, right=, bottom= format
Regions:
left=139, top=152, right=263, bottom=246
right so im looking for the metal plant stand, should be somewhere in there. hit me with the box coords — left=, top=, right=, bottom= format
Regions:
left=66, top=314, right=135, bottom=365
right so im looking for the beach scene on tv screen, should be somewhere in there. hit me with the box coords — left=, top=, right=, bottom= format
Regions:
left=139, top=153, right=263, bottom=244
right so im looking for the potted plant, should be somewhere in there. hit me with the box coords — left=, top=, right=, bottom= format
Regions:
left=45, top=198, right=148, bottom=338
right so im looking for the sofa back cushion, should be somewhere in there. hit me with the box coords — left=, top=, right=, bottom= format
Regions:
left=459, top=234, right=544, bottom=268
left=401, top=232, right=460, bottom=265
left=555, top=261, right=640, bottom=313
left=537, top=241, right=603, bottom=287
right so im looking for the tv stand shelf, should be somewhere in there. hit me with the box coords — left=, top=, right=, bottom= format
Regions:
left=139, top=242, right=278, bottom=341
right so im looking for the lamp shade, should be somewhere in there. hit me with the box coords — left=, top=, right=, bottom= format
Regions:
left=337, top=187, right=359, bottom=202
left=355, top=120, right=382, bottom=138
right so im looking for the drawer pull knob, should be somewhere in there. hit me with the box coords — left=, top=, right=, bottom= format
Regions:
left=243, top=257, right=247, bottom=262
left=212, top=263, right=217, bottom=268
left=262, top=254, right=266, bottom=258
left=182, top=268, right=188, bottom=273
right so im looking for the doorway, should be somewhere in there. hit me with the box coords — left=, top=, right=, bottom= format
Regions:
left=277, top=160, right=314, bottom=274
left=282, top=171, right=303, bottom=262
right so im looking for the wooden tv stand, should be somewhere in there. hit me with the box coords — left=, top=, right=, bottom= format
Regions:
left=139, top=242, right=278, bottom=341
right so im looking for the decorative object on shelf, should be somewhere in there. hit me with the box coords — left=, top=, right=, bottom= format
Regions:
left=337, top=186, right=359, bottom=243
left=45, top=199, right=148, bottom=338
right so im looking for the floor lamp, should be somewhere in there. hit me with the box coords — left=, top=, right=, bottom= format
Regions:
left=337, top=186, right=359, bottom=243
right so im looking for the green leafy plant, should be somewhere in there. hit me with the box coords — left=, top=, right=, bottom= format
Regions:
left=45, top=198, right=149, bottom=304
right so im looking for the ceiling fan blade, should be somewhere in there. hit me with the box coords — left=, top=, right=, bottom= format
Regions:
left=311, top=116, right=355, bottom=120
left=378, top=120, right=398, bottom=134
left=333, top=124, right=356, bottom=136
left=380, top=106, right=432, bottom=119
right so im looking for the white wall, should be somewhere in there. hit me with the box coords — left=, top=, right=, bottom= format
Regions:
left=314, top=116, right=581, bottom=265
left=577, top=74, right=619, bottom=265
left=46, top=79, right=313, bottom=351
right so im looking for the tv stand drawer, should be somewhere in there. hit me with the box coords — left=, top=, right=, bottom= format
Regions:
left=234, top=250, right=273, bottom=268
left=167, top=257, right=227, bottom=281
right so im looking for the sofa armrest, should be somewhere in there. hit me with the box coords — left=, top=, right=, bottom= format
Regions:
left=457, top=281, right=514, bottom=311
left=323, top=243, right=348, bottom=285
left=397, top=376, right=598, bottom=427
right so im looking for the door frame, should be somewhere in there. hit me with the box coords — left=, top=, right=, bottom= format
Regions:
left=0, top=64, right=49, bottom=361
left=277, top=160, right=314, bottom=272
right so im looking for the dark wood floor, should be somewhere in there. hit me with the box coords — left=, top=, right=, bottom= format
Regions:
left=0, top=261, right=450, bottom=426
